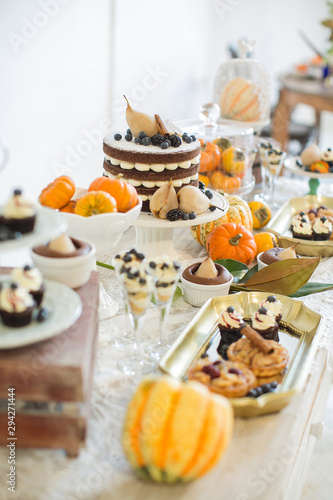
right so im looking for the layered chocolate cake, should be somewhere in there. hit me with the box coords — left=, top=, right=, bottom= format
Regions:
left=103, top=134, right=201, bottom=212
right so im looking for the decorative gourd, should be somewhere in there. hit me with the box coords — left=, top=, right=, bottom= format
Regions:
left=219, top=77, right=261, bottom=122
left=59, top=199, right=77, bottom=213
left=88, top=176, right=139, bottom=213
left=248, top=200, right=271, bottom=229
left=191, top=193, right=253, bottom=246
left=39, top=175, right=75, bottom=209
left=122, top=375, right=233, bottom=483
left=74, top=191, right=117, bottom=217
left=221, top=147, right=247, bottom=175
left=206, top=222, right=257, bottom=265
left=309, top=161, right=329, bottom=174
left=198, top=174, right=210, bottom=187
left=254, top=232, right=277, bottom=257
left=199, top=140, right=221, bottom=173
left=210, top=171, right=241, bottom=191
left=213, top=137, right=232, bottom=153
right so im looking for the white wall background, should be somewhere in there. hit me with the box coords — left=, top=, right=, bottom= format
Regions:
left=0, top=0, right=329, bottom=203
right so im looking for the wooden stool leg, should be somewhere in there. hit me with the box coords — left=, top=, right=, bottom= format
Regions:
left=272, top=88, right=291, bottom=151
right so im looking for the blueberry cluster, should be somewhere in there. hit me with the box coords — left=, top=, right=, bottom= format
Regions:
left=247, top=381, right=278, bottom=398
left=166, top=209, right=197, bottom=221
left=113, top=130, right=196, bottom=149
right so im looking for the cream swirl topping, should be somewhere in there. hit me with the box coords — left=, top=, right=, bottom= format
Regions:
left=292, top=218, right=312, bottom=235
left=0, top=283, right=35, bottom=313
left=11, top=266, right=43, bottom=292
left=219, top=307, right=245, bottom=330
left=3, top=191, right=36, bottom=219
left=313, top=217, right=332, bottom=234
left=260, top=296, right=283, bottom=319
left=251, top=308, right=276, bottom=330
left=292, top=212, right=310, bottom=225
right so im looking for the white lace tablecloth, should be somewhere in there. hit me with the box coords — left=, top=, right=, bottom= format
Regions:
left=1, top=188, right=333, bottom=500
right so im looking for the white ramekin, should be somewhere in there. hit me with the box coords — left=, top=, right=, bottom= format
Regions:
left=31, top=237, right=96, bottom=289
left=257, top=252, right=269, bottom=271
left=180, top=274, right=233, bottom=308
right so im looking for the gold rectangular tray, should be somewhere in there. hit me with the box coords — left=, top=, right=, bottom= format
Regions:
left=159, top=292, right=322, bottom=418
left=266, top=194, right=333, bottom=257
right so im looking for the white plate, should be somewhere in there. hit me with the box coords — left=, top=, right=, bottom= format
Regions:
left=0, top=278, right=82, bottom=349
left=284, top=156, right=333, bottom=179
left=0, top=205, right=67, bottom=252
left=133, top=190, right=229, bottom=228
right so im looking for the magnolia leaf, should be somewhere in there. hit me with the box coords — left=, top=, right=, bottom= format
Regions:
left=214, top=259, right=249, bottom=283
left=238, top=264, right=259, bottom=284
left=173, top=285, right=183, bottom=301
left=289, top=282, right=333, bottom=298
left=232, top=257, right=320, bottom=295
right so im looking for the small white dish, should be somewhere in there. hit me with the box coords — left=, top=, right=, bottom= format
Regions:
left=257, top=252, right=268, bottom=270
left=31, top=237, right=96, bottom=289
left=180, top=274, right=233, bottom=308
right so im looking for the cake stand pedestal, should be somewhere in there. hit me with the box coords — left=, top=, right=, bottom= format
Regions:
left=284, top=156, right=333, bottom=196
left=133, top=191, right=229, bottom=262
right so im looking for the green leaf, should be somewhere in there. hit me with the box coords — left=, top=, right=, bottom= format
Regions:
left=289, top=282, right=333, bottom=297
left=96, top=261, right=115, bottom=271
left=214, top=259, right=249, bottom=282
left=232, top=257, right=320, bottom=296
left=238, top=264, right=258, bottom=284
left=173, top=286, right=183, bottom=301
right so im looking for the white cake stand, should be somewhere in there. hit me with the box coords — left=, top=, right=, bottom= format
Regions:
left=133, top=191, right=229, bottom=262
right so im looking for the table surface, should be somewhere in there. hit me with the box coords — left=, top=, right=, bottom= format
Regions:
left=279, top=73, right=333, bottom=97
left=0, top=178, right=333, bottom=500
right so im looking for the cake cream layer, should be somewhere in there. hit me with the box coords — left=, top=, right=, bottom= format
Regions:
left=103, top=159, right=200, bottom=182
left=104, top=153, right=200, bottom=172
left=103, top=134, right=201, bottom=164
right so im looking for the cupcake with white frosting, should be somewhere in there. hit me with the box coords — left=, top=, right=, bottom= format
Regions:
left=321, top=148, right=333, bottom=172
left=217, top=306, right=246, bottom=359
left=312, top=216, right=332, bottom=241
left=251, top=307, right=279, bottom=341
left=259, top=295, right=283, bottom=324
left=1, top=189, right=36, bottom=234
left=11, top=265, right=45, bottom=306
left=291, top=217, right=313, bottom=240
left=0, top=282, right=36, bottom=327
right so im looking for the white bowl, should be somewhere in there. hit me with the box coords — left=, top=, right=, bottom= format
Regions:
left=257, top=252, right=268, bottom=270
left=58, top=200, right=142, bottom=257
left=31, top=237, right=96, bottom=289
left=180, top=273, right=233, bottom=308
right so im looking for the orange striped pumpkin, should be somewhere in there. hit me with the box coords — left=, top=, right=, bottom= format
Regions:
left=219, top=77, right=261, bottom=122
left=122, top=375, right=233, bottom=483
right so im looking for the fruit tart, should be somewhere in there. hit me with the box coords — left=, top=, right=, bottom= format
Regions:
left=188, top=355, right=256, bottom=398
left=227, top=325, right=289, bottom=378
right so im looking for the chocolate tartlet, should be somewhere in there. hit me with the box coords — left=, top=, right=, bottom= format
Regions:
left=182, top=263, right=232, bottom=286
left=103, top=134, right=201, bottom=212
left=260, top=247, right=296, bottom=265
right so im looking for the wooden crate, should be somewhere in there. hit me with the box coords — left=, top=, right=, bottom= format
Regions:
left=0, top=270, right=99, bottom=457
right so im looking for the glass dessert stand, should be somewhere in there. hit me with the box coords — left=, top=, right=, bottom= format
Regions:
left=284, top=156, right=333, bottom=196
left=133, top=191, right=229, bottom=263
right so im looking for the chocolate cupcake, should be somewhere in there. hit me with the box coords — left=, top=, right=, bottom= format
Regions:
left=217, top=306, right=245, bottom=358
left=321, top=148, right=333, bottom=172
left=11, top=265, right=45, bottom=306
left=251, top=307, right=279, bottom=341
left=312, top=216, right=332, bottom=241
left=0, top=282, right=36, bottom=327
left=259, top=296, right=283, bottom=324
left=1, top=189, right=36, bottom=234
left=291, top=218, right=313, bottom=240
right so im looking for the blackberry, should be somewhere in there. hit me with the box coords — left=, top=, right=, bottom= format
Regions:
left=134, top=137, right=142, bottom=145
left=139, top=131, right=147, bottom=139
left=169, top=134, right=182, bottom=148
left=198, top=181, right=206, bottom=190
left=189, top=212, right=197, bottom=219
left=205, top=190, right=213, bottom=199
left=160, top=140, right=170, bottom=149
left=114, top=133, right=122, bottom=141
left=184, top=135, right=192, bottom=144
left=141, top=136, right=151, bottom=146
left=182, top=213, right=189, bottom=220
left=151, top=134, right=164, bottom=146
left=125, top=134, right=132, bottom=142
left=166, top=209, right=184, bottom=221
left=190, top=134, right=196, bottom=142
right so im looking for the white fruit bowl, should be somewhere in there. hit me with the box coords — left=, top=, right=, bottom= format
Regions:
left=58, top=200, right=142, bottom=257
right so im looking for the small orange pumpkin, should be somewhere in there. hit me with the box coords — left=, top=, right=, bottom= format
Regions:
left=59, top=199, right=77, bottom=213
left=74, top=191, right=117, bottom=217
left=254, top=232, right=277, bottom=257
left=309, top=161, right=329, bottom=174
left=199, top=140, right=221, bottom=173
left=207, top=223, right=257, bottom=265
left=210, top=171, right=241, bottom=191
left=88, top=176, right=139, bottom=212
left=221, top=147, right=247, bottom=175
left=39, top=175, right=75, bottom=209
